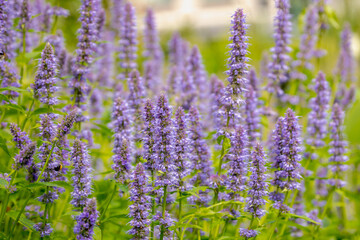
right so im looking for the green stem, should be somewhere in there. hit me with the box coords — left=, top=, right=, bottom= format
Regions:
left=9, top=192, right=31, bottom=240
left=151, top=171, right=156, bottom=240
left=267, top=210, right=281, bottom=240
left=100, top=183, right=117, bottom=220
left=160, top=186, right=168, bottom=240
left=0, top=172, right=17, bottom=225
left=178, top=191, right=182, bottom=235
left=36, top=141, right=57, bottom=183
left=21, top=99, right=35, bottom=130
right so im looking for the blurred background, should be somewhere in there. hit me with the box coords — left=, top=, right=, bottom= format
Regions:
left=54, top=0, right=360, bottom=142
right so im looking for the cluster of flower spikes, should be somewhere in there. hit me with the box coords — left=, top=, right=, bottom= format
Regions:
left=70, top=0, right=98, bottom=107
left=74, top=198, right=99, bottom=240
left=173, top=107, right=192, bottom=191
left=118, top=2, right=137, bottom=80
left=153, top=94, right=176, bottom=238
left=307, top=72, right=330, bottom=148
left=328, top=103, right=348, bottom=188
left=32, top=43, right=58, bottom=106
left=225, top=125, right=249, bottom=202
left=9, top=123, right=37, bottom=182
left=111, top=97, right=133, bottom=184
left=219, top=8, right=249, bottom=132
left=142, top=99, right=157, bottom=173
left=188, top=106, right=212, bottom=205
left=128, top=163, right=151, bottom=239
left=267, top=0, right=292, bottom=97
left=269, top=108, right=302, bottom=213
left=70, top=138, right=92, bottom=209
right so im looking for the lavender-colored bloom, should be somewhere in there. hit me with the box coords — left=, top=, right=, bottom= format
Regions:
left=307, top=72, right=330, bottom=147
left=270, top=109, right=302, bottom=209
left=56, top=109, right=77, bottom=139
left=245, top=143, right=268, bottom=218
left=71, top=139, right=92, bottom=208
left=247, top=68, right=260, bottom=95
left=168, top=32, right=185, bottom=68
left=142, top=99, right=157, bottom=172
left=179, top=69, right=197, bottom=110
left=0, top=60, right=20, bottom=101
left=239, top=228, right=257, bottom=238
left=153, top=211, right=175, bottom=240
left=70, top=0, right=98, bottom=106
left=334, top=23, right=356, bottom=84
left=0, top=0, right=17, bottom=59
left=226, top=125, right=248, bottom=193
left=188, top=106, right=212, bottom=204
left=154, top=95, right=176, bottom=188
left=44, top=34, right=68, bottom=77
left=128, top=70, right=146, bottom=136
left=328, top=104, right=348, bottom=188
left=74, top=198, right=99, bottom=240
left=0, top=173, right=16, bottom=192
left=267, top=0, right=292, bottom=96
left=166, top=66, right=181, bottom=96
left=293, top=5, right=319, bottom=72
left=244, top=86, right=261, bottom=147
left=143, top=60, right=160, bottom=93
left=143, top=8, right=162, bottom=63
left=173, top=107, right=191, bottom=191
left=32, top=43, right=58, bottom=106
left=89, top=88, right=102, bottom=116
left=118, top=2, right=137, bottom=80
left=10, top=123, right=31, bottom=149
left=112, top=0, right=124, bottom=35
left=14, top=142, right=36, bottom=172
left=34, top=222, right=52, bottom=237
left=128, top=164, right=151, bottom=239
left=209, top=75, right=224, bottom=129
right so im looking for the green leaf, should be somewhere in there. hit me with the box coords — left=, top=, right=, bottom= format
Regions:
left=117, top=184, right=128, bottom=193
left=220, top=136, right=231, bottom=159
left=287, top=213, right=320, bottom=225
left=93, top=226, right=102, bottom=240
left=216, top=135, right=224, bottom=145
left=0, top=94, right=10, bottom=103
left=6, top=210, right=35, bottom=230
left=0, top=103, right=25, bottom=113
left=24, top=181, right=73, bottom=191
left=93, top=123, right=113, bottom=136
left=0, top=87, right=28, bottom=93
left=0, top=135, right=11, bottom=157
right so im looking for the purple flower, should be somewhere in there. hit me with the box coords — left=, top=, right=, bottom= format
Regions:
left=267, top=0, right=292, bottom=96
left=34, top=222, right=52, bottom=238
left=128, top=163, right=151, bottom=239
left=239, top=228, right=257, bottom=238
left=247, top=68, right=260, bottom=95
left=70, top=0, right=98, bottom=106
left=152, top=211, right=175, bottom=240
left=143, top=8, right=162, bottom=62
left=10, top=123, right=31, bottom=149
left=118, top=2, right=137, bottom=80
left=178, top=68, right=197, bottom=111
left=188, top=106, right=212, bottom=205
left=166, top=66, right=181, bottom=96
left=168, top=32, right=185, bottom=68
left=307, top=72, right=330, bottom=147
left=44, top=34, right=68, bottom=77
left=209, top=75, right=224, bottom=129
left=270, top=109, right=302, bottom=209
left=112, top=97, right=133, bottom=136
left=173, top=107, right=191, bottom=191
left=32, top=43, right=58, bottom=106
left=56, top=109, right=77, bottom=139
left=142, top=99, right=157, bottom=172
left=245, top=143, right=268, bottom=218
left=0, top=60, right=20, bottom=101
left=89, top=88, right=102, bottom=116
left=74, top=198, right=99, bottom=240
left=112, top=0, right=124, bottom=35
left=70, top=139, right=92, bottom=208
left=154, top=94, right=176, bottom=188
left=0, top=0, right=17, bottom=59
left=226, top=125, right=248, bottom=194
left=244, top=86, right=261, bottom=147
left=328, top=103, right=348, bottom=188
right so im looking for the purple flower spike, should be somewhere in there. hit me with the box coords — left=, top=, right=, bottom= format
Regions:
left=70, top=139, right=92, bottom=208
left=112, top=97, right=133, bottom=137
left=143, top=8, right=162, bottom=63
left=128, top=163, right=151, bottom=239
left=245, top=86, right=261, bottom=147
left=112, top=0, right=124, bottom=34
left=0, top=60, right=20, bottom=101
left=143, top=99, right=157, bottom=173
left=239, top=228, right=257, bottom=238
left=247, top=68, right=260, bottom=95
left=10, top=123, right=31, bottom=149
left=154, top=94, right=176, bottom=188
left=34, top=222, right=52, bottom=238
left=179, top=69, right=197, bottom=110
left=70, top=0, right=98, bottom=106
left=267, top=0, right=292, bottom=96
left=307, top=72, right=330, bottom=147
left=32, top=43, right=58, bottom=106
left=173, top=107, right=191, bottom=191
left=270, top=109, right=302, bottom=210
left=0, top=0, right=16, bottom=59
left=118, top=2, right=137, bottom=80
left=328, top=104, right=348, bottom=188
left=74, top=198, right=99, bottom=240
left=226, top=125, right=248, bottom=194
left=209, top=75, right=224, bottom=129
left=188, top=106, right=212, bottom=205
left=245, top=143, right=268, bottom=218
left=167, top=66, right=181, bottom=96
left=168, top=32, right=185, bottom=68
left=56, top=109, right=77, bottom=139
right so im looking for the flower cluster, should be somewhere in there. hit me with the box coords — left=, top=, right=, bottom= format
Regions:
left=74, top=198, right=99, bottom=240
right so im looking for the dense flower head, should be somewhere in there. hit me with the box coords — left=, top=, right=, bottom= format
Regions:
left=74, top=198, right=99, bottom=240
left=56, top=109, right=77, bottom=139
left=14, top=141, right=36, bottom=172
left=32, top=43, right=58, bottom=106
left=0, top=60, right=20, bottom=100
left=153, top=211, right=175, bottom=240
left=154, top=94, right=176, bottom=188
left=168, top=32, right=185, bottom=68
left=10, top=123, right=31, bottom=149
left=244, top=86, right=261, bottom=147
left=270, top=109, right=302, bottom=206
left=0, top=0, right=17, bottom=59
left=307, top=72, right=330, bottom=147
left=118, top=2, right=137, bottom=80
left=112, top=0, right=124, bottom=34
left=239, top=228, right=257, bottom=238
left=142, top=99, right=157, bottom=172
left=245, top=143, right=268, bottom=218
left=70, top=0, right=98, bottom=106
left=179, top=68, right=197, bottom=111
left=34, top=222, right=52, bottom=238
left=188, top=106, right=212, bottom=204
left=267, top=0, right=292, bottom=95
left=167, top=66, right=181, bottom=96
left=128, top=164, right=151, bottom=239
left=143, top=8, right=162, bottom=62
left=173, top=107, right=191, bottom=191
left=247, top=68, right=260, bottom=94
left=112, top=97, right=133, bottom=136
left=222, top=8, right=249, bottom=108
left=209, top=74, right=225, bottom=128
left=112, top=135, right=132, bottom=183
left=44, top=34, right=68, bottom=76
left=71, top=139, right=92, bottom=208
left=328, top=103, right=348, bottom=188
